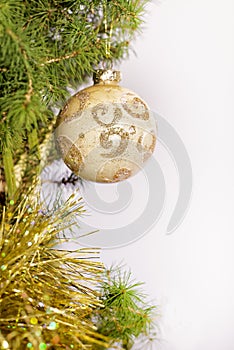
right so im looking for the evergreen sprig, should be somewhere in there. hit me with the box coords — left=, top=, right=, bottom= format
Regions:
left=96, top=268, right=157, bottom=349
left=0, top=2, right=159, bottom=348
left=0, top=0, right=147, bottom=198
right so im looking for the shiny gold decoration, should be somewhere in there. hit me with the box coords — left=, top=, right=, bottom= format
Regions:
left=93, top=69, right=122, bottom=84
left=96, top=158, right=136, bottom=183
left=56, top=69, right=157, bottom=183
left=56, top=135, right=84, bottom=173
left=0, top=189, right=110, bottom=350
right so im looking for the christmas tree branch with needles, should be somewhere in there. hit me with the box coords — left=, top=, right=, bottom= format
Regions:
left=0, top=1, right=159, bottom=349
left=0, top=0, right=147, bottom=198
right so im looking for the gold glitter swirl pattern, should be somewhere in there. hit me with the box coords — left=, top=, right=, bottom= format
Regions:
left=100, top=127, right=129, bottom=158
left=92, top=103, right=122, bottom=127
left=148, top=134, right=156, bottom=153
left=76, top=91, right=90, bottom=110
left=137, top=135, right=145, bottom=153
left=113, top=168, right=132, bottom=182
left=96, top=159, right=138, bottom=183
left=55, top=79, right=157, bottom=183
left=57, top=136, right=84, bottom=174
left=137, top=133, right=156, bottom=162
left=57, top=91, right=90, bottom=125
left=121, top=93, right=149, bottom=120
left=137, top=134, right=156, bottom=153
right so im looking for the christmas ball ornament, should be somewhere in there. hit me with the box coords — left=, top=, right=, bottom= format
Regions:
left=55, top=69, right=157, bottom=183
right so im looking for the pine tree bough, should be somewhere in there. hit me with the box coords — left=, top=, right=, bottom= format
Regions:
left=0, top=1, right=159, bottom=349
left=0, top=0, right=148, bottom=199
left=40, top=50, right=82, bottom=65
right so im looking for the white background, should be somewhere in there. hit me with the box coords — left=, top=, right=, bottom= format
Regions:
left=99, top=1, right=234, bottom=349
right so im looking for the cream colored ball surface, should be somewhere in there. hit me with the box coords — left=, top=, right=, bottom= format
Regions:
left=55, top=70, right=157, bottom=183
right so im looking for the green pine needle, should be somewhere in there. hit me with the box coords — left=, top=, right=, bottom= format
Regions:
left=96, top=267, right=157, bottom=349
left=0, top=0, right=149, bottom=196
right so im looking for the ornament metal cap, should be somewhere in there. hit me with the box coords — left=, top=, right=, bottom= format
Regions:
left=93, top=69, right=122, bottom=84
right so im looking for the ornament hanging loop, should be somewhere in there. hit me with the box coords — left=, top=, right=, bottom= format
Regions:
left=102, top=60, right=113, bottom=70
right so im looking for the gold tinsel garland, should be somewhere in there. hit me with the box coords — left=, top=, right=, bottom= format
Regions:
left=0, top=188, right=110, bottom=350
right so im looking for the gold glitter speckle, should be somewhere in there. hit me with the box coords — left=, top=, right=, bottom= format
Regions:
left=100, top=127, right=129, bottom=158
left=113, top=168, right=132, bottom=182
left=92, top=103, right=122, bottom=127
left=122, top=95, right=149, bottom=120
left=57, top=136, right=84, bottom=174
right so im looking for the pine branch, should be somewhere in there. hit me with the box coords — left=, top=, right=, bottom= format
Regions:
left=95, top=267, right=158, bottom=349
left=0, top=1, right=148, bottom=192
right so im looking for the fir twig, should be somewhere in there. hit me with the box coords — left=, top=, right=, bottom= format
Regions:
left=0, top=0, right=148, bottom=194
left=96, top=267, right=158, bottom=349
